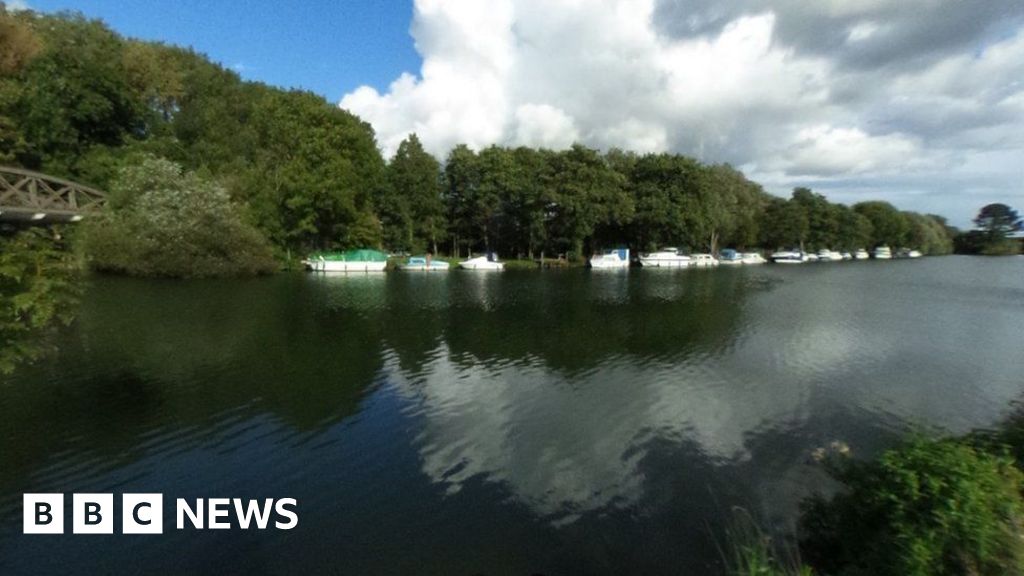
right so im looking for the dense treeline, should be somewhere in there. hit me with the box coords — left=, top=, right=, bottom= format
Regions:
left=2, top=8, right=956, bottom=276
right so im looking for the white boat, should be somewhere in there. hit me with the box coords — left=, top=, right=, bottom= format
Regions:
left=459, top=254, right=505, bottom=270
left=639, top=248, right=690, bottom=268
left=907, top=249, right=923, bottom=258
left=873, top=246, right=893, bottom=259
left=771, top=250, right=807, bottom=264
left=741, top=252, right=767, bottom=265
left=854, top=249, right=870, bottom=260
left=718, top=249, right=743, bottom=265
left=816, top=249, right=844, bottom=262
left=589, top=248, right=630, bottom=269
left=841, top=252, right=852, bottom=260
left=304, top=249, right=389, bottom=272
left=806, top=252, right=819, bottom=262
left=689, top=253, right=719, bottom=267
left=399, top=256, right=450, bottom=271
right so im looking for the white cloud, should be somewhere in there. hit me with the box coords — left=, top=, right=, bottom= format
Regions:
left=339, top=0, right=1024, bottom=224
left=6, top=0, right=31, bottom=11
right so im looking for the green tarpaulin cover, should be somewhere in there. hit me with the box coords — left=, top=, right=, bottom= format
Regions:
left=309, top=249, right=388, bottom=262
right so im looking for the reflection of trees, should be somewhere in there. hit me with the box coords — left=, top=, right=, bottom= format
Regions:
left=0, top=274, right=387, bottom=497
left=439, top=270, right=750, bottom=374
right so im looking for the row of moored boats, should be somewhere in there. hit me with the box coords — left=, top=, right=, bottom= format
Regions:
left=304, top=246, right=923, bottom=273
left=588, top=246, right=922, bottom=268
left=590, top=248, right=764, bottom=268
left=768, top=246, right=921, bottom=263
left=303, top=250, right=505, bottom=272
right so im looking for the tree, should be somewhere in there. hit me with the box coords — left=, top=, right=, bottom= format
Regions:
left=0, top=227, right=79, bottom=374
left=854, top=201, right=910, bottom=248
left=382, top=134, right=444, bottom=253
left=82, top=156, right=277, bottom=277
left=792, top=187, right=838, bottom=249
left=443, top=144, right=480, bottom=257
left=545, top=144, right=631, bottom=259
left=0, top=7, right=40, bottom=75
left=974, top=203, right=1022, bottom=240
left=759, top=197, right=808, bottom=249
left=628, top=153, right=701, bottom=251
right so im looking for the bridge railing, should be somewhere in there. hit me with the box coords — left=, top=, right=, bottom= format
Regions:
left=0, top=166, right=107, bottom=221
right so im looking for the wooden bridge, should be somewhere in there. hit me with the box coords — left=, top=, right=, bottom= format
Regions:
left=0, top=166, right=107, bottom=223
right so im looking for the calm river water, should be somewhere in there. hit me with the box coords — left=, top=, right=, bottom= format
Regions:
left=1, top=256, right=1023, bottom=575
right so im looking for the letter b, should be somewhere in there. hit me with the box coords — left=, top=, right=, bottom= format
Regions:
left=23, top=494, right=64, bottom=534
left=73, top=494, right=113, bottom=534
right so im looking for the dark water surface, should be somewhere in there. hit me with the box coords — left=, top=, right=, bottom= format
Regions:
left=2, top=256, right=1023, bottom=575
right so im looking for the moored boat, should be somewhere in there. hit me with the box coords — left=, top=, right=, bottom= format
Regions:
left=639, top=248, right=690, bottom=268
left=589, top=248, right=630, bottom=269
left=771, top=250, right=807, bottom=264
left=718, top=249, right=743, bottom=265
left=459, top=254, right=505, bottom=270
left=399, top=256, right=450, bottom=271
left=854, top=248, right=870, bottom=260
left=304, top=249, right=388, bottom=272
left=689, top=253, right=719, bottom=267
left=873, top=246, right=893, bottom=259
left=741, top=252, right=767, bottom=265
left=816, top=249, right=844, bottom=262
left=896, top=248, right=923, bottom=259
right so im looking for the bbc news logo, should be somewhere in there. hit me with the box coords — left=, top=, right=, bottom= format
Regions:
left=24, top=494, right=298, bottom=534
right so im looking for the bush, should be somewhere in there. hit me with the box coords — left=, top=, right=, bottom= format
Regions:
left=0, top=228, right=80, bottom=374
left=82, top=157, right=278, bottom=277
left=800, top=438, right=1024, bottom=576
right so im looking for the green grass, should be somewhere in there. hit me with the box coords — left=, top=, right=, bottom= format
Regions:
left=721, top=509, right=813, bottom=576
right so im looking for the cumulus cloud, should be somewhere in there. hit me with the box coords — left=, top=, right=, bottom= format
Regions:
left=339, top=0, right=1024, bottom=225
left=5, top=0, right=31, bottom=11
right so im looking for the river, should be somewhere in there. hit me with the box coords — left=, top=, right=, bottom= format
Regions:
left=1, top=256, right=1023, bottom=575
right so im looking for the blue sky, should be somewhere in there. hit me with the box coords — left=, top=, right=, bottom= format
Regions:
left=24, top=0, right=421, bottom=101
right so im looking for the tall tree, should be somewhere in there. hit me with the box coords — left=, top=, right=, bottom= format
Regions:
left=974, top=203, right=1022, bottom=240
left=383, top=134, right=444, bottom=253
left=629, top=153, right=702, bottom=251
left=759, top=197, right=808, bottom=249
left=854, top=201, right=910, bottom=248
left=545, top=144, right=631, bottom=259
left=443, top=144, right=480, bottom=257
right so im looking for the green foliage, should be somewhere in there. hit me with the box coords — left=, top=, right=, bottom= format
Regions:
left=853, top=201, right=911, bottom=249
left=544, top=144, right=631, bottom=259
left=382, top=134, right=445, bottom=253
left=722, top=509, right=814, bottom=576
left=0, top=227, right=80, bottom=374
left=956, top=204, right=1023, bottom=255
left=81, top=157, right=277, bottom=277
left=800, top=438, right=1024, bottom=576
left=759, top=197, right=809, bottom=249
left=974, top=203, right=1022, bottom=239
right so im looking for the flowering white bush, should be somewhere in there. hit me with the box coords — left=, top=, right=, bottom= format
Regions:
left=84, top=156, right=277, bottom=277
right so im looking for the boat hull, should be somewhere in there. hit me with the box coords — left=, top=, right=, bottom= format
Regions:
left=589, top=260, right=630, bottom=269
left=639, top=258, right=690, bottom=268
left=400, top=264, right=450, bottom=271
left=459, top=261, right=504, bottom=270
left=305, top=260, right=387, bottom=272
